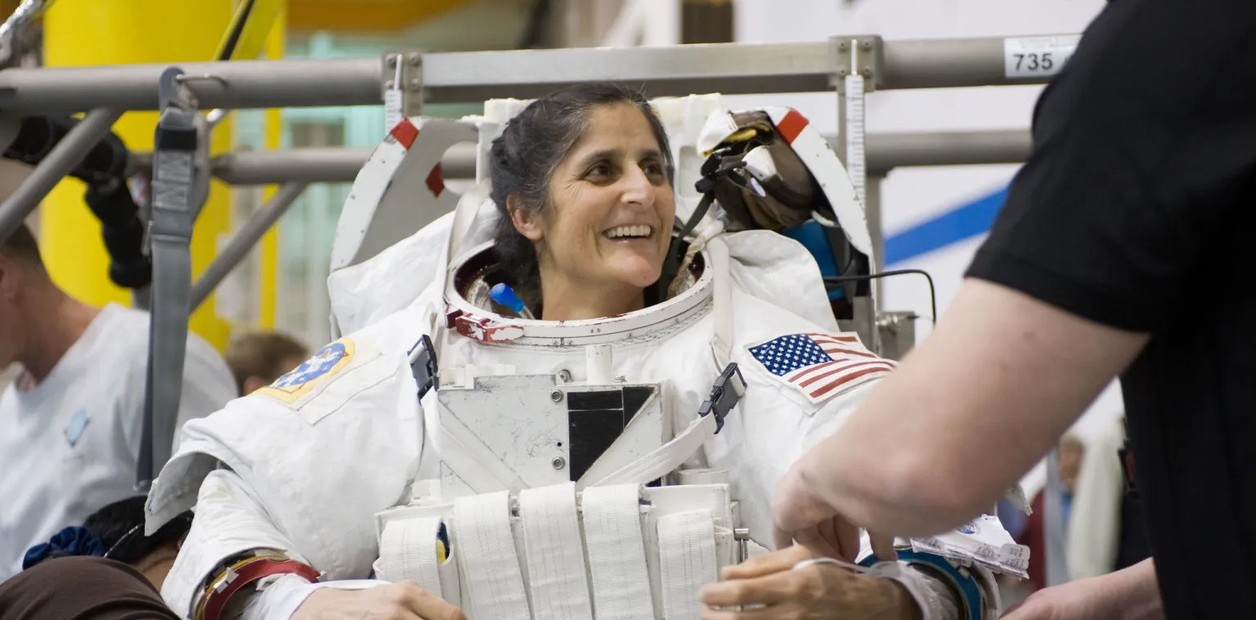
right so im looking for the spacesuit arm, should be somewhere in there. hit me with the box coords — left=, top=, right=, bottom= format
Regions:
left=150, top=314, right=430, bottom=618
left=162, top=468, right=323, bottom=619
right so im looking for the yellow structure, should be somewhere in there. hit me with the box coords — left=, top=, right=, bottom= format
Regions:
left=42, top=1, right=285, bottom=349
left=258, top=11, right=287, bottom=329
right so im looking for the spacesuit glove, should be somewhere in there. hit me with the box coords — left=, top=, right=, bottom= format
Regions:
left=290, top=580, right=465, bottom=620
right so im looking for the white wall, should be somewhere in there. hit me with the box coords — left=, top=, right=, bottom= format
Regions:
left=732, top=0, right=1123, bottom=452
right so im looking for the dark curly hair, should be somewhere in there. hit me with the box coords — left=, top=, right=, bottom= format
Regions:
left=25, top=496, right=192, bottom=569
left=488, top=84, right=675, bottom=308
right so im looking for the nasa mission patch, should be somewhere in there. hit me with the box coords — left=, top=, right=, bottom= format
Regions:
left=257, top=338, right=355, bottom=404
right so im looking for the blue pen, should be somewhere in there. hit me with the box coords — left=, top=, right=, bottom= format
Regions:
left=489, top=283, right=535, bottom=320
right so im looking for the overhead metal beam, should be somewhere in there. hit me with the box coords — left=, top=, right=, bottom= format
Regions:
left=0, top=58, right=381, bottom=113
left=130, top=130, right=1030, bottom=187
left=0, top=36, right=1070, bottom=113
left=420, top=42, right=835, bottom=103
left=865, top=129, right=1030, bottom=172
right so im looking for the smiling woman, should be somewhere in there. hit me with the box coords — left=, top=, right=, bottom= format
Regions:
left=489, top=85, right=677, bottom=321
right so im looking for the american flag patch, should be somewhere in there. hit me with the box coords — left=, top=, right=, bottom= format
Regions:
left=747, top=332, right=895, bottom=403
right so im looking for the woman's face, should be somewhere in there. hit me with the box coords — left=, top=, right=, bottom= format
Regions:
left=512, top=103, right=676, bottom=302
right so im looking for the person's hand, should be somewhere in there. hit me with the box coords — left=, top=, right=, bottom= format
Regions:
left=699, top=545, right=917, bottom=620
left=291, top=582, right=465, bottom=620
left=772, top=463, right=896, bottom=562
left=1001, top=578, right=1113, bottom=620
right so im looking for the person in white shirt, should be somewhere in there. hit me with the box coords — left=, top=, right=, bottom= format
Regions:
left=0, top=223, right=236, bottom=581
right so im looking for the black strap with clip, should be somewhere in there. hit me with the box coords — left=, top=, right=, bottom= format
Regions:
left=698, top=363, right=746, bottom=434
left=408, top=334, right=439, bottom=400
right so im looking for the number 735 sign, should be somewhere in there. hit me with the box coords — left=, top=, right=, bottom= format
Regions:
left=1004, top=35, right=1081, bottom=79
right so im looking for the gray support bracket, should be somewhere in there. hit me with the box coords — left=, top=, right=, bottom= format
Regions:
left=137, top=67, right=200, bottom=490
left=830, top=35, right=884, bottom=93
left=831, top=35, right=885, bottom=206
left=382, top=50, right=424, bottom=127
left=831, top=36, right=884, bottom=314
left=875, top=311, right=917, bottom=361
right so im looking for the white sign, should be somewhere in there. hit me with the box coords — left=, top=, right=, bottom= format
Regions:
left=1003, top=35, right=1081, bottom=79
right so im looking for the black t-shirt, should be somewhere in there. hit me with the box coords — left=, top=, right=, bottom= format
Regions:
left=966, top=1, right=1256, bottom=617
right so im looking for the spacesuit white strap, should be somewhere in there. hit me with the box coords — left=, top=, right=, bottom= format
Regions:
left=657, top=509, right=719, bottom=620
left=517, top=483, right=595, bottom=619
left=374, top=517, right=445, bottom=597
left=442, top=189, right=486, bottom=293
left=451, top=491, right=531, bottom=619
left=708, top=235, right=734, bottom=369
left=582, top=409, right=717, bottom=488
left=580, top=485, right=656, bottom=619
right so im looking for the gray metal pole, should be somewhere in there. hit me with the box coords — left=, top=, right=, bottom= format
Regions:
left=0, top=36, right=1069, bottom=113
left=0, top=107, right=122, bottom=243
left=866, top=172, right=886, bottom=297
left=867, top=129, right=1030, bottom=173
left=189, top=181, right=308, bottom=312
left=213, top=148, right=371, bottom=185
left=0, top=58, right=381, bottom=113
left=882, top=37, right=1032, bottom=89
left=128, top=130, right=1031, bottom=187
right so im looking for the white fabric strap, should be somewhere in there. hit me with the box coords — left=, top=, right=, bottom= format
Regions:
left=580, top=485, right=655, bottom=620
left=437, top=404, right=529, bottom=493
left=373, top=517, right=444, bottom=597
left=518, top=483, right=594, bottom=620
left=585, top=413, right=715, bottom=488
left=452, top=492, right=531, bottom=620
left=657, top=509, right=718, bottom=620
left=445, top=192, right=485, bottom=268
left=707, top=236, right=734, bottom=369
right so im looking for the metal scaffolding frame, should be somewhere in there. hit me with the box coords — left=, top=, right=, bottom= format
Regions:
left=0, top=37, right=1061, bottom=113
left=0, top=34, right=1065, bottom=248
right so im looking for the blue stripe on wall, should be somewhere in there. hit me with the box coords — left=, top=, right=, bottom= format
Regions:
left=883, top=186, right=1009, bottom=265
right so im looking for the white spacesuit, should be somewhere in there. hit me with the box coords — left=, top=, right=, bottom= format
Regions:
left=145, top=98, right=1023, bottom=620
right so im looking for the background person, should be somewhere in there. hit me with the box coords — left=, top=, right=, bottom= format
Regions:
left=0, top=223, right=236, bottom=581
left=770, top=1, right=1256, bottom=618
left=224, top=330, right=309, bottom=396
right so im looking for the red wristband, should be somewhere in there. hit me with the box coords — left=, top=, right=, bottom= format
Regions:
left=194, top=553, right=320, bottom=620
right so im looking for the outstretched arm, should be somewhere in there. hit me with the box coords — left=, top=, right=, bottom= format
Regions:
left=778, top=278, right=1147, bottom=538
left=1005, top=558, right=1162, bottom=620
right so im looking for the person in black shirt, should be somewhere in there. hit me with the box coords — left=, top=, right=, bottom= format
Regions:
left=767, top=1, right=1256, bottom=618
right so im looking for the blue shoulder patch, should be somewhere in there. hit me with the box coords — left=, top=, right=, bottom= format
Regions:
left=257, top=339, right=355, bottom=403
